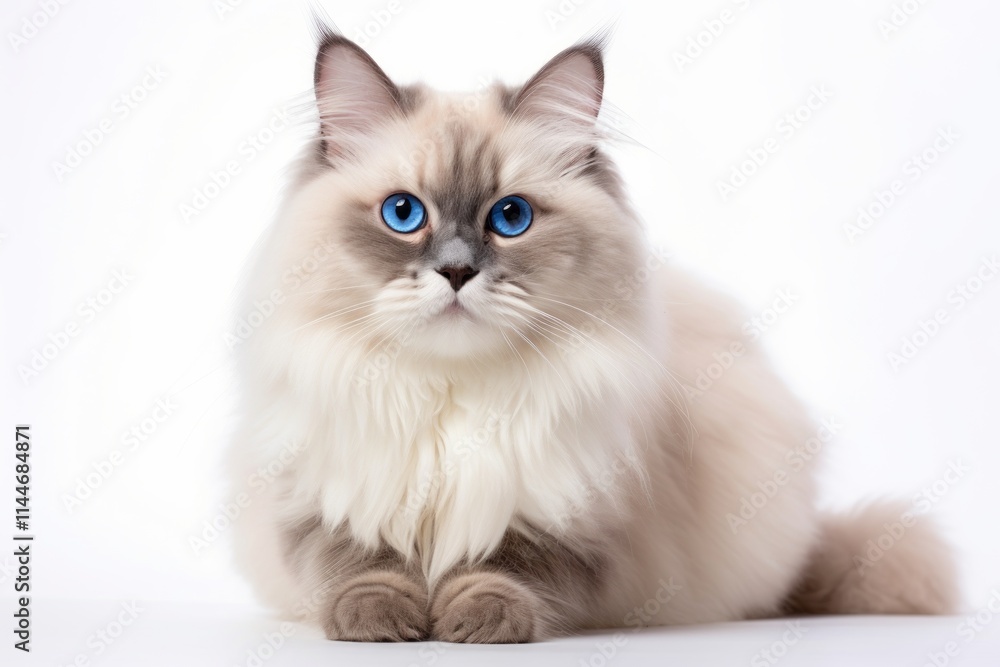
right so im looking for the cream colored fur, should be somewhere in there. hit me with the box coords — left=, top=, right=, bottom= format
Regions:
left=228, top=33, right=957, bottom=639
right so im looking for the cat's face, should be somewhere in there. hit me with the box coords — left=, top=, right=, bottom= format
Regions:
left=280, top=34, right=646, bottom=362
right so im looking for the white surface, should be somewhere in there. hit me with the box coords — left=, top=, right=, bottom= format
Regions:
left=13, top=600, right=1000, bottom=667
left=2, top=0, right=1000, bottom=662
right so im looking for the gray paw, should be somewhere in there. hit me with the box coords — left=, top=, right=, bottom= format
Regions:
left=324, top=572, right=429, bottom=641
left=431, top=572, right=538, bottom=643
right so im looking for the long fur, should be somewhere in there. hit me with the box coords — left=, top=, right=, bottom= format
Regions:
left=228, top=30, right=958, bottom=642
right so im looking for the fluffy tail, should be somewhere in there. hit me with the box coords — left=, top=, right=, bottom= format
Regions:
left=784, top=501, right=959, bottom=615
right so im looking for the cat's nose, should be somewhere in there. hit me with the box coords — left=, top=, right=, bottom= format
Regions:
left=436, top=265, right=479, bottom=292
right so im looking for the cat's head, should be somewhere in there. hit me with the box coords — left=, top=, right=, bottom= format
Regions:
left=274, top=29, right=648, bottom=364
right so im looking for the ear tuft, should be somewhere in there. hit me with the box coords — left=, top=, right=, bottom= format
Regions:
left=513, top=38, right=605, bottom=128
left=313, top=29, right=400, bottom=163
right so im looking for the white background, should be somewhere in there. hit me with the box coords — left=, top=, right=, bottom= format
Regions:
left=2, top=0, right=999, bottom=664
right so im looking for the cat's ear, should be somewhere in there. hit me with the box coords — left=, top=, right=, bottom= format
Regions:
left=314, top=32, right=401, bottom=162
left=513, top=40, right=604, bottom=128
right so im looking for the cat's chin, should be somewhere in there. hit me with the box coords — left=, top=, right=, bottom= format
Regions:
left=408, top=314, right=508, bottom=361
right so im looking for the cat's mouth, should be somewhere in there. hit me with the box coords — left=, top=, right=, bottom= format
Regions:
left=440, top=298, right=471, bottom=319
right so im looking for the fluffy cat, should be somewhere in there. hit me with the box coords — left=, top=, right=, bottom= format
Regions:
left=228, top=26, right=957, bottom=643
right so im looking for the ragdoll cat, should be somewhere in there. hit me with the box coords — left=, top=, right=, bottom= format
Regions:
left=229, top=26, right=957, bottom=643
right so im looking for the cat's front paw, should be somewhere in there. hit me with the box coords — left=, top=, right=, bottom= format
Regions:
left=323, top=571, right=429, bottom=641
left=430, top=572, right=540, bottom=643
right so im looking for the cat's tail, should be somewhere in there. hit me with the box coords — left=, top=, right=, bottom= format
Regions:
left=783, top=500, right=959, bottom=615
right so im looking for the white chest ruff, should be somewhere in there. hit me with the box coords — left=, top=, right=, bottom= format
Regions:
left=281, top=349, right=640, bottom=580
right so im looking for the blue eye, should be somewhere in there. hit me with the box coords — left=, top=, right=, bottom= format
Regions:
left=488, top=195, right=532, bottom=237
left=380, top=193, right=426, bottom=233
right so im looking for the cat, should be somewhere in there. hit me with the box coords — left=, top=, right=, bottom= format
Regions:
left=228, top=24, right=957, bottom=643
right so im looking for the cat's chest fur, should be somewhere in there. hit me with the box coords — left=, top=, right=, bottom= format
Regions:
left=286, top=349, right=636, bottom=579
